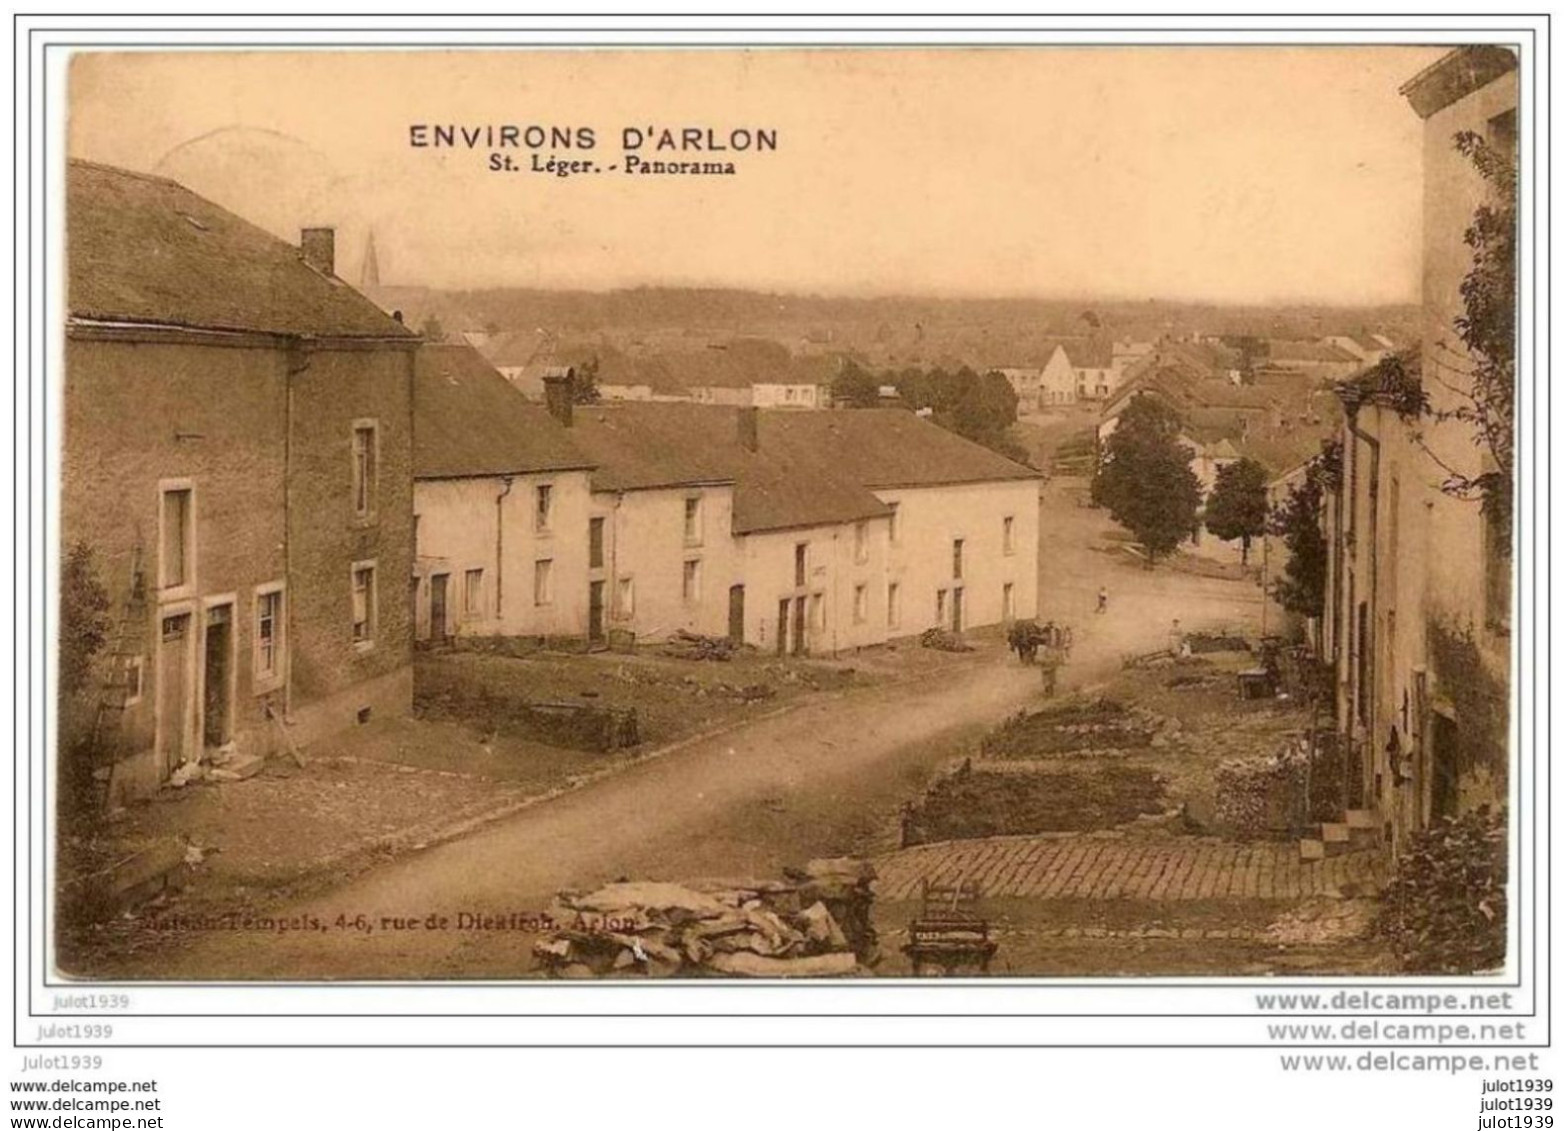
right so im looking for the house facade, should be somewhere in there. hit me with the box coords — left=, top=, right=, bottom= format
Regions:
left=555, top=399, right=1042, bottom=655
left=412, top=347, right=597, bottom=642
left=64, top=161, right=418, bottom=803
left=1321, top=46, right=1515, bottom=857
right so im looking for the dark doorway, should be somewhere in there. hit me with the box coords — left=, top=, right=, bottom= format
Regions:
left=430, top=573, right=450, bottom=640
left=202, top=604, right=233, bottom=748
left=728, top=584, right=745, bottom=644
left=792, top=595, right=807, bottom=656
left=588, top=580, right=606, bottom=643
left=1430, top=712, right=1460, bottom=822
left=157, top=611, right=192, bottom=773
left=776, top=599, right=789, bottom=656
left=951, top=586, right=964, bottom=633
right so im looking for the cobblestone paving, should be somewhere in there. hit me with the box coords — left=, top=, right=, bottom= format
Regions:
left=875, top=834, right=1384, bottom=903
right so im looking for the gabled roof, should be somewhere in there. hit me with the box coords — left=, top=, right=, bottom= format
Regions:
left=1401, top=46, right=1518, bottom=120
left=414, top=345, right=593, bottom=479
left=68, top=160, right=413, bottom=340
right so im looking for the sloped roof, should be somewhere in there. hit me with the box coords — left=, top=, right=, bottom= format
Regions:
left=761, top=409, right=1043, bottom=490
left=1268, top=339, right=1359, bottom=364
left=68, top=160, right=413, bottom=340
left=566, top=403, right=890, bottom=533
left=1060, top=339, right=1115, bottom=369
left=414, top=345, right=593, bottom=478
left=1186, top=381, right=1275, bottom=410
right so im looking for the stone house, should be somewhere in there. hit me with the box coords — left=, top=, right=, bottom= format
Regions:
left=1321, top=46, right=1515, bottom=856
left=64, top=161, right=418, bottom=802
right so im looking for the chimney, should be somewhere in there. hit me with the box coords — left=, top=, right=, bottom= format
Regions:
left=737, top=406, right=759, bottom=452
left=300, top=227, right=335, bottom=276
left=543, top=367, right=576, bottom=427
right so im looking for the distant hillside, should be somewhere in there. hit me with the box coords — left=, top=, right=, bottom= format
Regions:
left=361, top=284, right=1419, bottom=371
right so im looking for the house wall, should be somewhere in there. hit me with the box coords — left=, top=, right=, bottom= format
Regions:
left=739, top=518, right=890, bottom=655
left=691, top=385, right=754, bottom=407
left=413, top=469, right=595, bottom=639
left=62, top=336, right=416, bottom=800
left=1038, top=350, right=1078, bottom=405
left=880, top=481, right=1040, bottom=637
left=753, top=383, right=825, bottom=410
left=593, top=485, right=741, bottom=643
left=63, top=338, right=287, bottom=800
left=280, top=346, right=416, bottom=746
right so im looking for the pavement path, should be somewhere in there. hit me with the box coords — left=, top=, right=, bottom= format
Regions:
left=875, top=834, right=1384, bottom=903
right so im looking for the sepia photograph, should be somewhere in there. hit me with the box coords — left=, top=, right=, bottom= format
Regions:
left=54, top=43, right=1517, bottom=984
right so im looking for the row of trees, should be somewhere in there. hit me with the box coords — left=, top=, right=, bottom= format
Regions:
left=831, top=361, right=1028, bottom=463
left=1091, top=394, right=1331, bottom=621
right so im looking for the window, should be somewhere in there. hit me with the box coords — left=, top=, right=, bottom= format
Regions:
left=887, top=582, right=901, bottom=629
left=351, top=563, right=377, bottom=647
left=352, top=421, right=378, bottom=519
left=953, top=538, right=965, bottom=581
left=255, top=587, right=284, bottom=685
left=617, top=576, right=636, bottom=617
left=854, top=583, right=868, bottom=624
left=854, top=521, right=869, bottom=564
left=888, top=502, right=901, bottom=544
left=534, top=559, right=554, bottom=606
left=463, top=568, right=484, bottom=617
left=535, top=483, right=554, bottom=532
left=1003, top=582, right=1015, bottom=621
left=794, top=542, right=807, bottom=587
left=936, top=588, right=948, bottom=625
left=684, top=497, right=703, bottom=545
left=588, top=517, right=605, bottom=569
left=682, top=559, right=701, bottom=603
left=1003, top=516, right=1015, bottom=555
left=124, top=655, right=145, bottom=706
left=159, top=483, right=194, bottom=591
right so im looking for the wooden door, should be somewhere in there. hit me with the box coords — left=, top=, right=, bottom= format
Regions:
left=588, top=580, right=606, bottom=642
left=202, top=604, right=233, bottom=748
left=776, top=599, right=789, bottom=656
left=728, top=585, right=745, bottom=644
left=430, top=574, right=449, bottom=640
left=157, top=612, right=192, bottom=772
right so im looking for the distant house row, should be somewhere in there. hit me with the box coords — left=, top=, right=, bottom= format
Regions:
left=64, top=160, right=1042, bottom=803
left=483, top=334, right=840, bottom=409
left=412, top=347, right=1042, bottom=654
left=998, top=339, right=1152, bottom=411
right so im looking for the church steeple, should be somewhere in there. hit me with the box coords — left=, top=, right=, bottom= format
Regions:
left=360, top=230, right=381, bottom=288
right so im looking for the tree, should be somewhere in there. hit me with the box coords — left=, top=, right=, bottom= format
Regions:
left=1447, top=128, right=1516, bottom=551
left=1093, top=395, right=1200, bottom=564
left=418, top=314, right=447, bottom=343
left=830, top=359, right=881, bottom=408
left=1205, top=457, right=1270, bottom=564
left=887, top=366, right=1029, bottom=464
left=60, top=542, right=110, bottom=697
left=572, top=356, right=603, bottom=404
left=1268, top=440, right=1340, bottom=620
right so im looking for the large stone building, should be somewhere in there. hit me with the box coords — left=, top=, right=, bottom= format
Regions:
left=64, top=161, right=419, bottom=802
left=1321, top=46, right=1515, bottom=856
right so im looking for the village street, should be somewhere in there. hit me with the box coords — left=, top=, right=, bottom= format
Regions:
left=110, top=475, right=1276, bottom=980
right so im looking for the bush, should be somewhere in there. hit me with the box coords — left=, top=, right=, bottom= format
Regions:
left=1377, top=806, right=1507, bottom=974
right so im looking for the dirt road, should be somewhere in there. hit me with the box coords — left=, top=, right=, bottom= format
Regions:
left=102, top=478, right=1270, bottom=979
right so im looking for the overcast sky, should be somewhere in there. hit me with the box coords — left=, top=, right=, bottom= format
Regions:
left=68, top=47, right=1446, bottom=304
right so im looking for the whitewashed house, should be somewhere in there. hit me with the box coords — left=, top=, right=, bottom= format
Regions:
left=412, top=345, right=597, bottom=641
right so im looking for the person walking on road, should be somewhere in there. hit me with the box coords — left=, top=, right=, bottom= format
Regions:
left=1096, top=586, right=1109, bottom=614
